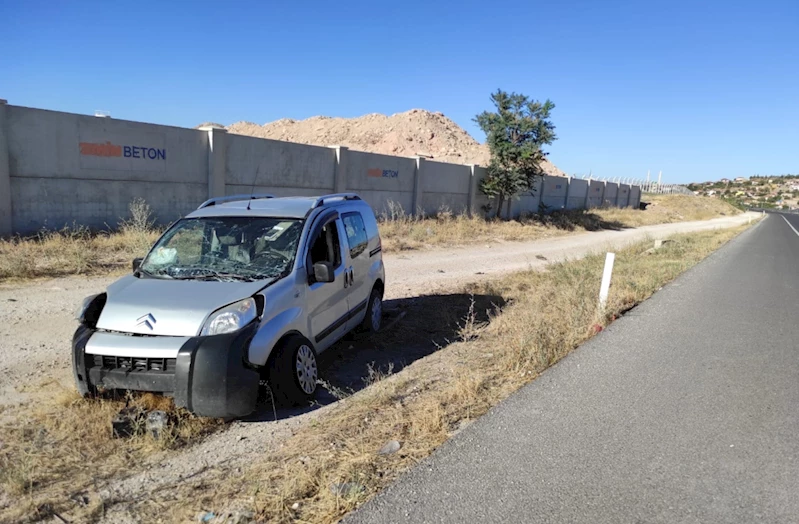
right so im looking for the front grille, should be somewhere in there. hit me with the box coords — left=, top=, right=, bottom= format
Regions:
left=91, top=355, right=176, bottom=373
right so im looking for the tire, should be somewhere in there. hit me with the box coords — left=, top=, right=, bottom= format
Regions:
left=361, top=287, right=383, bottom=333
left=267, top=335, right=318, bottom=405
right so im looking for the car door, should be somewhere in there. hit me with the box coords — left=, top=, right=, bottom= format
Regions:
left=341, top=211, right=372, bottom=330
left=305, top=215, right=351, bottom=352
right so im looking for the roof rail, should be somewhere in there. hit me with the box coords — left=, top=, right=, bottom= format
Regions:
left=311, top=193, right=362, bottom=209
left=197, top=194, right=276, bottom=210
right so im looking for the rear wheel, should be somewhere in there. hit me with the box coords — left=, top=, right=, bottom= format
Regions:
left=361, top=287, right=383, bottom=333
left=268, top=335, right=318, bottom=405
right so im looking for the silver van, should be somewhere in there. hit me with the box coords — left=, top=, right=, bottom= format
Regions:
left=72, top=193, right=385, bottom=418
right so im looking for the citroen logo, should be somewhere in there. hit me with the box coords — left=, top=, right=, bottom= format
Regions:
left=136, top=313, right=156, bottom=331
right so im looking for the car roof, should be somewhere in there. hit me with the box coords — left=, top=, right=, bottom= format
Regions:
left=184, top=194, right=369, bottom=220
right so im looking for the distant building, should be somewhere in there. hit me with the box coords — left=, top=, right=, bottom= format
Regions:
left=720, top=178, right=731, bottom=183
left=734, top=177, right=747, bottom=182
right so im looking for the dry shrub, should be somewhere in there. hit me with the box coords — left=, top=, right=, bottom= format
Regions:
left=0, top=383, right=222, bottom=523
left=0, top=200, right=162, bottom=281
left=119, top=197, right=155, bottom=234
left=377, top=195, right=740, bottom=253
left=126, top=225, right=747, bottom=524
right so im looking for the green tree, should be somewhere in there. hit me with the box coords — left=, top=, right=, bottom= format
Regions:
left=475, top=89, right=557, bottom=219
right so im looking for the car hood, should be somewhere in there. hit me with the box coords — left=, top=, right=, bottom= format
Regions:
left=96, top=275, right=271, bottom=336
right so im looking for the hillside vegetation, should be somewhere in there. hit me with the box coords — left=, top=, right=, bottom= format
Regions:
left=688, top=174, right=799, bottom=210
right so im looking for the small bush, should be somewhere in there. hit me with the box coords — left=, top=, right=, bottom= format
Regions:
left=119, top=197, right=155, bottom=234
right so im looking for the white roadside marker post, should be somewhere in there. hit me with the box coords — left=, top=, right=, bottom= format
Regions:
left=598, top=252, right=615, bottom=312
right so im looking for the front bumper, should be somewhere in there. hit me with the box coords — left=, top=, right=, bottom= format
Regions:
left=72, top=323, right=260, bottom=418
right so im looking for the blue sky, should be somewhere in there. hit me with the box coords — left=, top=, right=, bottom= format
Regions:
left=2, top=0, right=797, bottom=184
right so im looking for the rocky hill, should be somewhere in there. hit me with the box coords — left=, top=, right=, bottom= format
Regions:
left=222, top=109, right=566, bottom=176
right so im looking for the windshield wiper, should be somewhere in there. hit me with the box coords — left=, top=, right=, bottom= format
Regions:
left=171, top=271, right=260, bottom=282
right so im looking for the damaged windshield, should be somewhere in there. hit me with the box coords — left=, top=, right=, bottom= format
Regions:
left=139, top=217, right=304, bottom=281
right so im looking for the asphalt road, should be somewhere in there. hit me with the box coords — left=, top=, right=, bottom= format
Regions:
left=347, top=213, right=799, bottom=524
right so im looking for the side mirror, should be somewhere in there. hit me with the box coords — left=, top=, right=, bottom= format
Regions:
left=312, top=262, right=335, bottom=283
left=132, top=257, right=143, bottom=272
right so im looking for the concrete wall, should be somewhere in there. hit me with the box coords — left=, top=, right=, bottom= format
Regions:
left=472, top=166, right=491, bottom=215
left=617, top=184, right=631, bottom=208
left=509, top=178, right=543, bottom=218
left=225, top=133, right=335, bottom=196
left=629, top=186, right=641, bottom=209
left=540, top=175, right=568, bottom=211
left=566, top=178, right=588, bottom=210
left=586, top=180, right=605, bottom=208
left=345, top=150, right=417, bottom=215
left=420, top=160, right=470, bottom=215
left=0, top=102, right=11, bottom=236
left=604, top=182, right=619, bottom=207
left=6, top=105, right=207, bottom=234
left=0, top=104, right=646, bottom=235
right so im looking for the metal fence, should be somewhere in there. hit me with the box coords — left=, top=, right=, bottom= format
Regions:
left=640, top=183, right=693, bottom=195
left=570, top=175, right=693, bottom=196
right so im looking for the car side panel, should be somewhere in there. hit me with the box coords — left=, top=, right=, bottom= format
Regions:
left=348, top=257, right=385, bottom=327
left=248, top=306, right=305, bottom=366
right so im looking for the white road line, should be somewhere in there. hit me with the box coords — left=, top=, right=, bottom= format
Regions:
left=781, top=215, right=799, bottom=237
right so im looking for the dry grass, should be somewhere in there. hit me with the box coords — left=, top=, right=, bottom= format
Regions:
left=598, top=194, right=739, bottom=226
left=0, top=196, right=737, bottom=282
left=0, top=198, right=161, bottom=282
left=378, top=195, right=739, bottom=252
left=115, top=225, right=748, bottom=523
left=0, top=385, right=222, bottom=523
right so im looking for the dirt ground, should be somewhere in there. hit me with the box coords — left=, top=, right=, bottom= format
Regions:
left=0, top=213, right=754, bottom=519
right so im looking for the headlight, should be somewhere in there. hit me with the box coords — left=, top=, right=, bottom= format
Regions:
left=76, top=294, right=100, bottom=322
left=201, top=298, right=257, bottom=336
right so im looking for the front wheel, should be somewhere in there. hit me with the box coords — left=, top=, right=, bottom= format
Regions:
left=361, top=287, right=383, bottom=333
left=268, top=335, right=318, bottom=405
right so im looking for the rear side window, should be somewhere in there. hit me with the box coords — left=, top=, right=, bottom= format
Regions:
left=342, top=212, right=368, bottom=259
